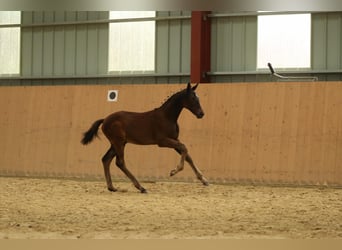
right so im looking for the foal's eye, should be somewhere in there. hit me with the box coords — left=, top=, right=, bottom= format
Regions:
left=193, top=93, right=199, bottom=101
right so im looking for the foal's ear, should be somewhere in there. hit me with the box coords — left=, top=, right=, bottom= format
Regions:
left=186, top=82, right=198, bottom=93
left=186, top=82, right=192, bottom=93
left=192, top=83, right=199, bottom=91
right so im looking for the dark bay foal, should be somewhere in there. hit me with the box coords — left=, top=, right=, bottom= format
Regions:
left=81, top=82, right=209, bottom=193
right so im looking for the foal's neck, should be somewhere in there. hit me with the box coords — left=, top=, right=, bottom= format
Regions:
left=159, top=91, right=185, bottom=122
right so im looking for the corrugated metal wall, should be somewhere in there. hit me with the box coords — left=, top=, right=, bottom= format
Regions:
left=155, top=11, right=191, bottom=83
left=210, top=15, right=258, bottom=82
left=18, top=11, right=191, bottom=84
left=0, top=11, right=341, bottom=85
left=312, top=12, right=342, bottom=80
left=21, top=11, right=109, bottom=77
left=211, top=12, right=342, bottom=82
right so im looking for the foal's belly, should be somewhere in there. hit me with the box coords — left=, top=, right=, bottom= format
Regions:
left=126, top=132, right=157, bottom=145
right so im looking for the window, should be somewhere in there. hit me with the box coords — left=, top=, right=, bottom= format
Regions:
left=0, top=11, right=20, bottom=75
left=257, top=14, right=311, bottom=69
left=108, top=11, right=155, bottom=73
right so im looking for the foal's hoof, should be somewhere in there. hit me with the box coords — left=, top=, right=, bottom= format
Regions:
left=201, top=178, right=209, bottom=186
left=140, top=188, right=148, bottom=194
left=108, top=187, right=118, bottom=192
left=170, top=169, right=177, bottom=177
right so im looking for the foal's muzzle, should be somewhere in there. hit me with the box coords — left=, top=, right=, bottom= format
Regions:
left=196, top=110, right=204, bottom=119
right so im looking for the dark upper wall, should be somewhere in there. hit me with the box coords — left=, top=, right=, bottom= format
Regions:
left=0, top=11, right=341, bottom=85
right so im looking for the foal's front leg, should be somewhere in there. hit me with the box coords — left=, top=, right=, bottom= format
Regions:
left=174, top=149, right=209, bottom=186
left=158, top=138, right=187, bottom=175
left=170, top=147, right=187, bottom=177
left=158, top=138, right=209, bottom=185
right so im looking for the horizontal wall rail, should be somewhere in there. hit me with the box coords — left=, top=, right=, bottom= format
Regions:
left=208, top=69, right=342, bottom=75
left=1, top=71, right=341, bottom=81
left=208, top=11, right=324, bottom=18
left=0, top=15, right=191, bottom=29
left=0, top=73, right=190, bottom=81
left=2, top=70, right=341, bottom=81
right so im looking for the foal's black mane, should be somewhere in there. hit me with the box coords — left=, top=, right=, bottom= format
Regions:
left=161, top=88, right=187, bottom=107
left=157, top=88, right=188, bottom=121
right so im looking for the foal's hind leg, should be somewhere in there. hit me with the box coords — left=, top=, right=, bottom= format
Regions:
left=102, top=146, right=117, bottom=192
left=114, top=143, right=147, bottom=193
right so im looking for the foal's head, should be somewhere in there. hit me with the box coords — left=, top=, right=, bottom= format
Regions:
left=183, top=82, right=205, bottom=119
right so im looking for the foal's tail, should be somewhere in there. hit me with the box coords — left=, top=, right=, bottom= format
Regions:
left=81, top=119, right=104, bottom=145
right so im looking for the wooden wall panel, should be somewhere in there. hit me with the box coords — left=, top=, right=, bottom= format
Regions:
left=1, top=82, right=342, bottom=186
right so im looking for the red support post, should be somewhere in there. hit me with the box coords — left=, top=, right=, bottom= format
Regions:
left=191, top=11, right=211, bottom=83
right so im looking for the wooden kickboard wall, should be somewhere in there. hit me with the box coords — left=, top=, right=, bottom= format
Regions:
left=0, top=82, right=341, bottom=186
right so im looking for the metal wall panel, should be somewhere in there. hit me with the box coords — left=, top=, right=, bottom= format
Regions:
left=211, top=12, right=342, bottom=82
left=210, top=15, right=257, bottom=82
left=311, top=12, right=342, bottom=80
left=18, top=11, right=190, bottom=84
left=312, top=13, right=342, bottom=70
left=155, top=11, right=191, bottom=76
left=21, top=11, right=109, bottom=77
left=211, top=15, right=257, bottom=72
left=12, top=11, right=342, bottom=84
